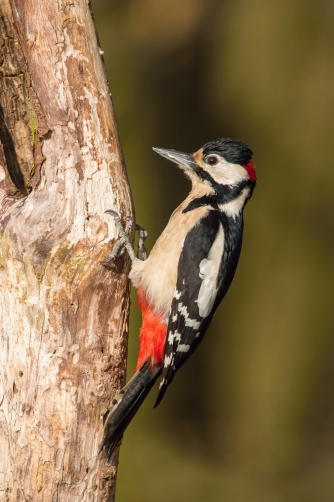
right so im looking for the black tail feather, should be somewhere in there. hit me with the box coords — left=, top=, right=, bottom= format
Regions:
left=99, top=360, right=161, bottom=461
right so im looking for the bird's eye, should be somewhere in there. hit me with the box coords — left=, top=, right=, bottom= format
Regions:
left=205, top=155, right=218, bottom=166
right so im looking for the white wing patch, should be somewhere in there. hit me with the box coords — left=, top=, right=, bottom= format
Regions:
left=197, top=223, right=225, bottom=317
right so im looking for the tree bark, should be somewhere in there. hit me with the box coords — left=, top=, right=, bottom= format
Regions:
left=0, top=0, right=133, bottom=500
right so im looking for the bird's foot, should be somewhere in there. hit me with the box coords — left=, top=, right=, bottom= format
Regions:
left=136, top=224, right=148, bottom=261
left=101, top=210, right=135, bottom=264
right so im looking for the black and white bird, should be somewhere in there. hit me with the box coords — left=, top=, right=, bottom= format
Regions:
left=100, top=138, right=257, bottom=460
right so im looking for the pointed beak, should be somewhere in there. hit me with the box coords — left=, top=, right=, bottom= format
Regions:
left=153, top=147, right=194, bottom=170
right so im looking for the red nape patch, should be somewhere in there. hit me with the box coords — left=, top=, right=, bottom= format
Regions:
left=244, top=161, right=257, bottom=181
left=136, top=288, right=167, bottom=371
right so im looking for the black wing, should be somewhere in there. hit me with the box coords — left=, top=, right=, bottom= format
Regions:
left=154, top=210, right=228, bottom=407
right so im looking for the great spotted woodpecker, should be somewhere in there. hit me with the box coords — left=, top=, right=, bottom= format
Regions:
left=100, top=138, right=256, bottom=460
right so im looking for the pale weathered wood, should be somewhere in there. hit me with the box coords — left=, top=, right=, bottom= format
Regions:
left=0, top=0, right=133, bottom=500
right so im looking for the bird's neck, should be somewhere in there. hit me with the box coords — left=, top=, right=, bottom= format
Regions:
left=183, top=179, right=254, bottom=215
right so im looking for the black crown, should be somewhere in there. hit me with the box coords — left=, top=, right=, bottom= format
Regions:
left=202, top=138, right=253, bottom=166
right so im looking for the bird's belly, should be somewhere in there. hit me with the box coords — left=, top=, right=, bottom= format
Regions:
left=138, top=205, right=210, bottom=317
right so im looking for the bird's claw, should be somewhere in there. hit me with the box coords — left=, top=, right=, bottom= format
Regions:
left=135, top=224, right=148, bottom=261
left=135, top=224, right=148, bottom=239
left=101, top=210, right=135, bottom=264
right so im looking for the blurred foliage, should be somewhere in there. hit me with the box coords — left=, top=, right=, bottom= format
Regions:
left=91, top=0, right=334, bottom=500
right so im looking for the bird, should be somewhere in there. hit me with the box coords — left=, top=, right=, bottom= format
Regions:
left=99, top=137, right=257, bottom=460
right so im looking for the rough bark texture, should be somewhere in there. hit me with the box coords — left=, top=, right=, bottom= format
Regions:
left=0, top=0, right=133, bottom=500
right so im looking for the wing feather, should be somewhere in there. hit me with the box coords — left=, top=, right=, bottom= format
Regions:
left=154, top=211, right=225, bottom=406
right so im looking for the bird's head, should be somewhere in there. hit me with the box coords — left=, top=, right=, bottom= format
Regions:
left=153, top=138, right=256, bottom=192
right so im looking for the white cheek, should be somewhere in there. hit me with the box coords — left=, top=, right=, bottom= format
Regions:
left=209, top=160, right=248, bottom=185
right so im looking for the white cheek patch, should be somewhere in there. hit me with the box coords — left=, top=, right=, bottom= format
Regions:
left=209, top=159, right=248, bottom=185
left=197, top=223, right=224, bottom=317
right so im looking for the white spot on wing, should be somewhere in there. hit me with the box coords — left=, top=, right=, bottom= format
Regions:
left=136, top=204, right=210, bottom=316
left=174, top=290, right=181, bottom=299
left=197, top=223, right=224, bottom=317
left=177, top=344, right=190, bottom=352
left=175, top=301, right=200, bottom=329
left=178, top=303, right=188, bottom=316
left=164, top=354, right=174, bottom=367
left=185, top=319, right=200, bottom=329
left=168, top=330, right=181, bottom=345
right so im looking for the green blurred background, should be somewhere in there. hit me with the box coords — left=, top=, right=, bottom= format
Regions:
left=91, top=1, right=334, bottom=500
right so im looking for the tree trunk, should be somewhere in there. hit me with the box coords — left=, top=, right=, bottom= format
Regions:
left=0, top=0, right=133, bottom=500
